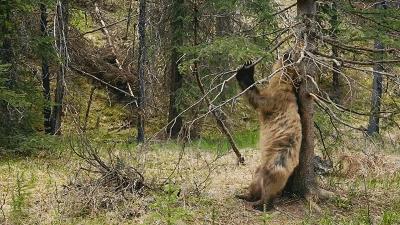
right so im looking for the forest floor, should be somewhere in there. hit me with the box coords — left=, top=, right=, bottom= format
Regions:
left=1, top=135, right=400, bottom=225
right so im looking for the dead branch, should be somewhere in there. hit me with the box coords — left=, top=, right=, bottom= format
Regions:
left=193, top=66, right=244, bottom=164
left=70, top=136, right=146, bottom=193
left=78, top=18, right=128, bottom=37
left=272, top=2, right=297, bottom=17
left=318, top=35, right=399, bottom=54
left=70, top=66, right=137, bottom=101
left=94, top=3, right=123, bottom=70
left=311, top=93, right=367, bottom=132
left=150, top=34, right=295, bottom=143
left=311, top=51, right=400, bottom=66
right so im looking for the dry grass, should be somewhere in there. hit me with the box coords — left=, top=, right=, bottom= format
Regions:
left=0, top=136, right=399, bottom=225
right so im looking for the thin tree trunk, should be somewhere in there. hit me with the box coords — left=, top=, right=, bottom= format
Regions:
left=166, top=0, right=184, bottom=138
left=330, top=2, right=341, bottom=104
left=285, top=0, right=318, bottom=197
left=332, top=47, right=340, bottom=103
left=1, top=12, right=15, bottom=86
left=285, top=79, right=318, bottom=195
left=51, top=0, right=69, bottom=135
left=367, top=40, right=384, bottom=135
left=40, top=3, right=52, bottom=134
left=367, top=1, right=387, bottom=135
left=215, top=12, right=232, bottom=37
left=187, top=2, right=203, bottom=140
left=136, top=0, right=146, bottom=143
left=125, top=0, right=134, bottom=40
left=214, top=8, right=232, bottom=102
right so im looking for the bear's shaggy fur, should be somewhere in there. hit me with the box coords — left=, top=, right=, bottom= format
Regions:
left=235, top=57, right=302, bottom=210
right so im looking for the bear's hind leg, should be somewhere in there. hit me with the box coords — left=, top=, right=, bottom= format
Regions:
left=251, top=168, right=290, bottom=211
left=236, top=176, right=262, bottom=202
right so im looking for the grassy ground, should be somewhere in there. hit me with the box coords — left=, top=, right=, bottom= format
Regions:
left=0, top=133, right=400, bottom=225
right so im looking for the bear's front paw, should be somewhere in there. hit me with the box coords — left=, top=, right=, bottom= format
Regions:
left=236, top=61, right=255, bottom=90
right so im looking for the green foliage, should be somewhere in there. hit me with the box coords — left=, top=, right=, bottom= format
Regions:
left=241, top=0, right=276, bottom=22
left=326, top=1, right=400, bottom=49
left=205, top=0, right=237, bottom=12
left=10, top=171, right=36, bottom=225
left=180, top=36, right=271, bottom=75
left=192, top=129, right=258, bottom=153
left=147, top=185, right=192, bottom=225
left=380, top=205, right=400, bottom=225
left=0, top=0, right=57, bottom=152
left=260, top=212, right=273, bottom=225
left=70, top=9, right=94, bottom=32
left=33, top=36, right=56, bottom=62
left=0, top=64, right=45, bottom=150
left=0, top=68, right=31, bottom=108
left=18, top=134, right=63, bottom=154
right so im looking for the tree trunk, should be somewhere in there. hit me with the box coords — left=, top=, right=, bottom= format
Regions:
left=1, top=12, right=15, bottom=86
left=51, top=0, right=69, bottom=135
left=367, top=1, right=386, bottom=135
left=330, top=2, right=341, bottom=104
left=367, top=40, right=384, bottom=135
left=332, top=46, right=341, bottom=103
left=166, top=0, right=184, bottom=139
left=136, top=0, right=146, bottom=143
left=215, top=8, right=232, bottom=37
left=285, top=77, right=318, bottom=195
left=214, top=8, right=232, bottom=102
left=186, top=3, right=203, bottom=140
left=40, top=3, right=52, bottom=134
left=284, top=0, right=318, bottom=197
left=297, top=0, right=316, bottom=16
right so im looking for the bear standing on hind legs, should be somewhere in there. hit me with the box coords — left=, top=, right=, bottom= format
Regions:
left=235, top=56, right=302, bottom=210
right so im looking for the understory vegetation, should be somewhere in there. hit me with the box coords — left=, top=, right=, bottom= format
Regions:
left=1, top=132, right=400, bottom=224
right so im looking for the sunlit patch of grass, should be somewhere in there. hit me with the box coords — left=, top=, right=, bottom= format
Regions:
left=191, top=129, right=259, bottom=153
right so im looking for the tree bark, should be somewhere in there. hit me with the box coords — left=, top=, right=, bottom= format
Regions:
left=285, top=77, right=318, bottom=195
left=215, top=9, right=232, bottom=37
left=51, top=0, right=69, bottom=135
left=330, top=2, right=341, bottom=104
left=367, top=40, right=384, bottom=135
left=136, top=0, right=147, bottom=143
left=214, top=8, right=232, bottom=104
left=367, top=1, right=387, bottom=136
left=1, top=12, right=15, bottom=86
left=166, top=0, right=184, bottom=139
left=40, top=3, right=52, bottom=134
left=284, top=0, right=318, bottom=197
left=332, top=46, right=341, bottom=103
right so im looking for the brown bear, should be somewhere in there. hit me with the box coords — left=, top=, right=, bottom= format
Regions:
left=235, top=56, right=302, bottom=210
